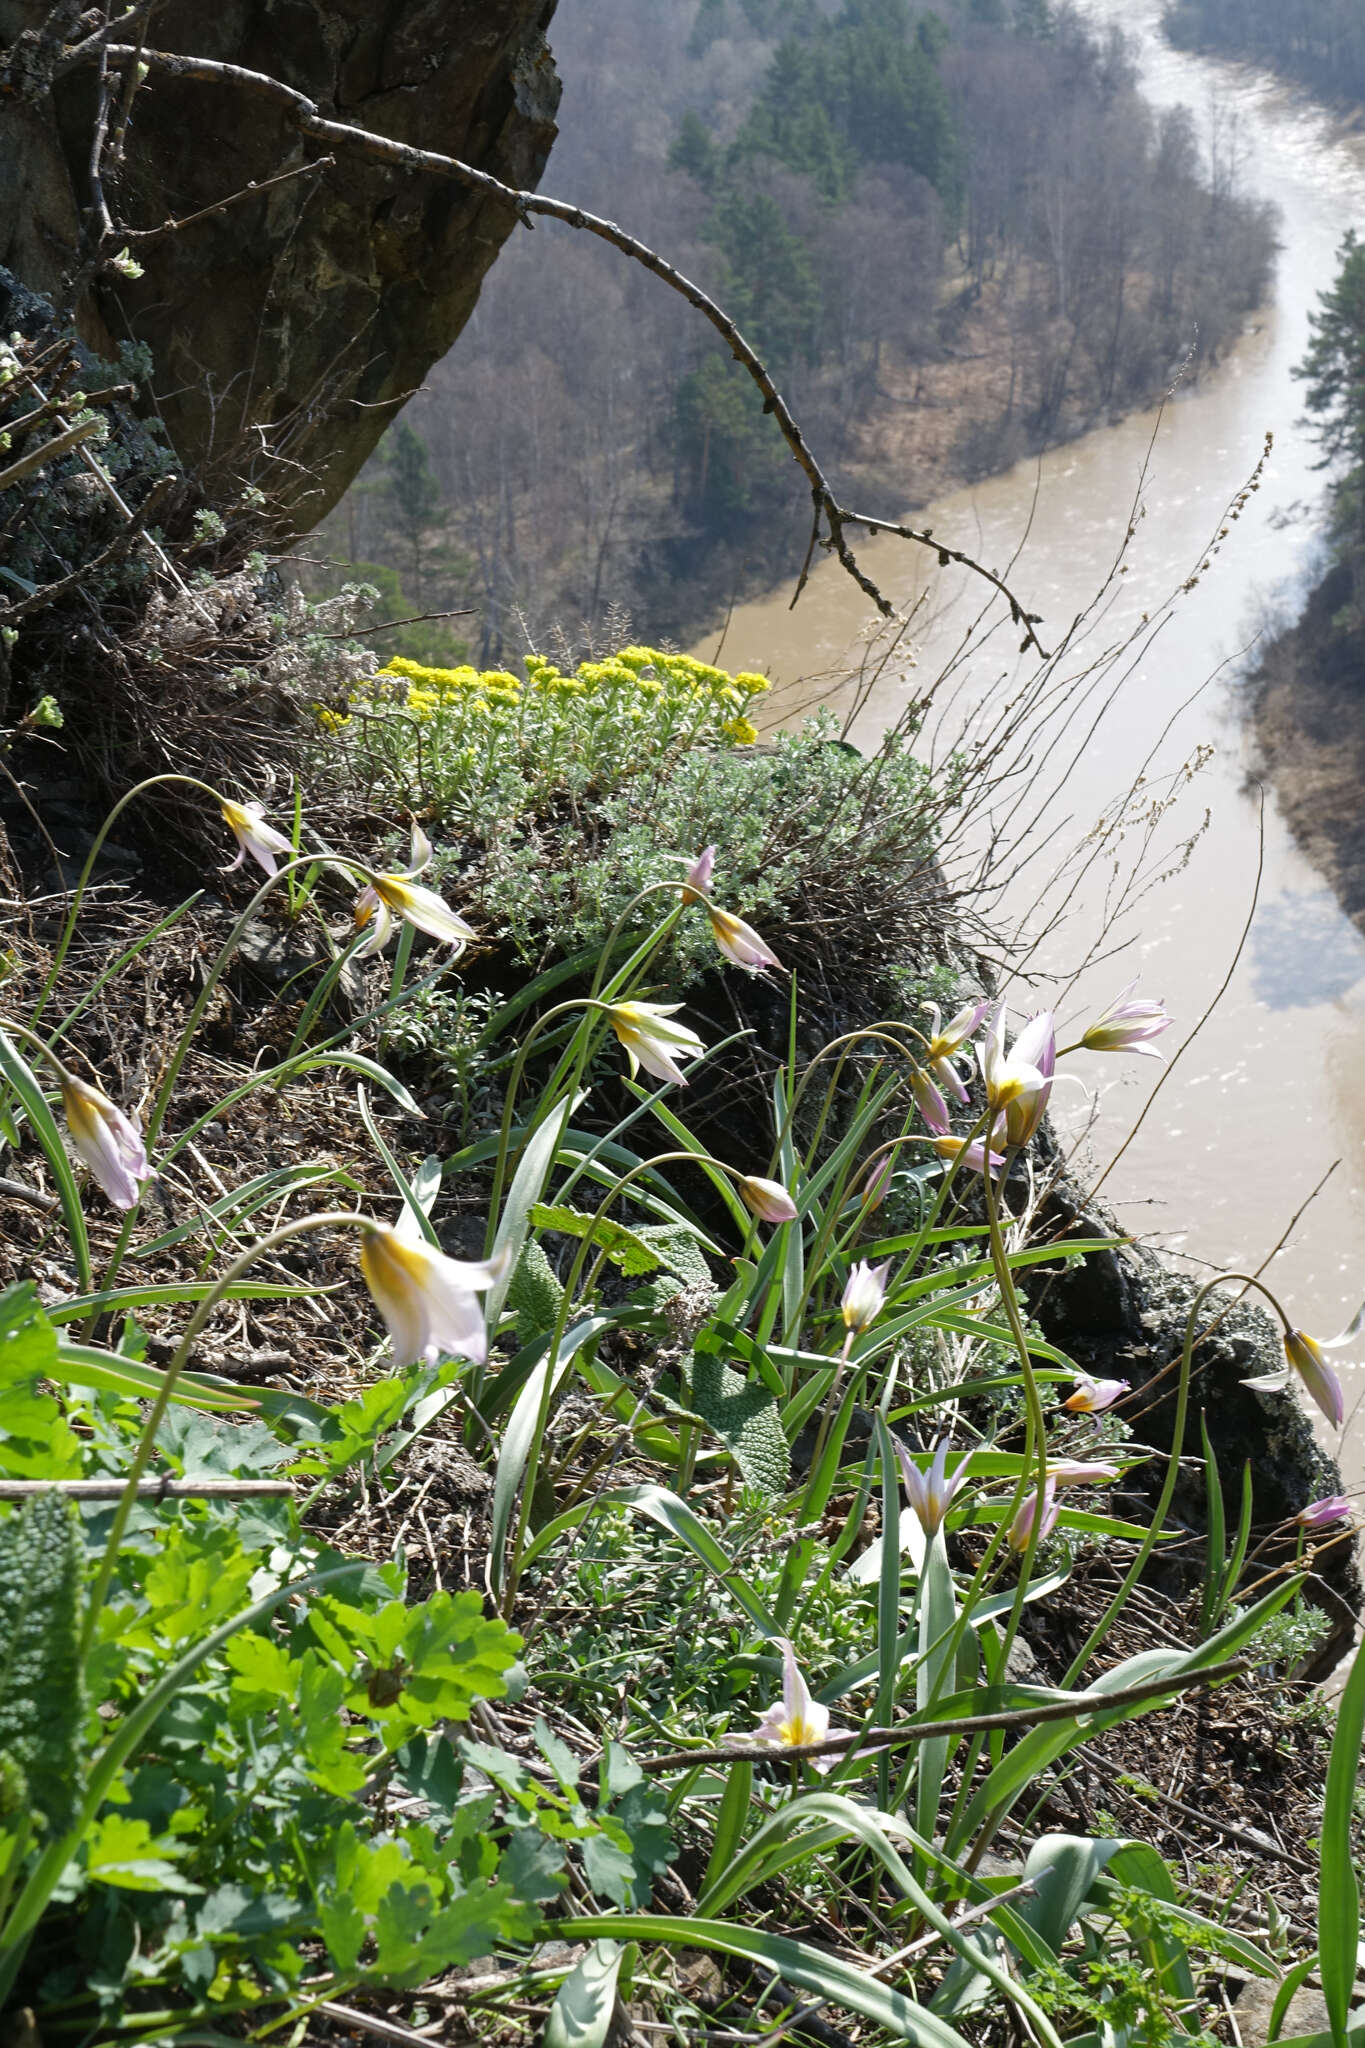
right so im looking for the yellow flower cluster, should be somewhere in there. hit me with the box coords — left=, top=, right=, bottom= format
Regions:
left=340, top=645, right=772, bottom=735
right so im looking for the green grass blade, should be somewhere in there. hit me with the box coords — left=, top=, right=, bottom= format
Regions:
left=1199, top=1413, right=1226, bottom=1637
left=0, top=1028, right=91, bottom=1289
left=1321, top=1624, right=1365, bottom=2045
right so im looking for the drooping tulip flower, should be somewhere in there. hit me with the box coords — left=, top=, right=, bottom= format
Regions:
left=861, top=1152, right=895, bottom=1210
left=911, top=1067, right=951, bottom=1136
left=607, top=1001, right=705, bottom=1087
left=60, top=1073, right=152, bottom=1210
left=220, top=797, right=295, bottom=879
left=1081, top=981, right=1172, bottom=1058
left=354, top=824, right=477, bottom=959
left=359, top=1222, right=511, bottom=1369
left=1283, top=1329, right=1345, bottom=1429
left=1063, top=1374, right=1130, bottom=1414
left=682, top=845, right=716, bottom=904
left=1296, top=1494, right=1351, bottom=1530
left=708, top=906, right=783, bottom=974
left=841, top=1258, right=892, bottom=1336
left=1048, top=1458, right=1120, bottom=1487
left=1008, top=1477, right=1058, bottom=1550
left=895, top=1437, right=969, bottom=1536
left=751, top=1638, right=832, bottom=1767
left=922, top=997, right=991, bottom=1105
left=981, top=1001, right=1056, bottom=1148
left=738, top=1174, right=799, bottom=1224
left=930, top=1132, right=1007, bottom=1178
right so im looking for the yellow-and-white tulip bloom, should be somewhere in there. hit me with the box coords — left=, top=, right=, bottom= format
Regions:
left=354, top=823, right=476, bottom=959
left=752, top=1639, right=832, bottom=1767
left=841, top=1257, right=892, bottom=1336
left=980, top=1000, right=1055, bottom=1147
left=606, top=1001, right=705, bottom=1087
left=895, top=1436, right=968, bottom=1536
left=708, top=906, right=782, bottom=974
left=60, top=1073, right=152, bottom=1210
left=359, top=1221, right=511, bottom=1368
left=220, top=797, right=295, bottom=879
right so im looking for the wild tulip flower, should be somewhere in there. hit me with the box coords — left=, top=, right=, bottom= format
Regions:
left=922, top=997, right=990, bottom=1104
left=841, top=1258, right=892, bottom=1336
left=1283, top=1328, right=1345, bottom=1429
left=751, top=1639, right=832, bottom=1767
left=682, top=845, right=715, bottom=903
left=738, top=1174, right=799, bottom=1224
left=359, top=1222, right=511, bottom=1369
left=1081, top=981, right=1172, bottom=1058
left=980, top=1001, right=1056, bottom=1148
left=911, top=1066, right=950, bottom=1136
left=895, top=1437, right=968, bottom=1535
left=354, top=823, right=476, bottom=959
left=220, top=796, right=294, bottom=878
left=1008, top=1476, right=1058, bottom=1550
left=1048, top=1458, right=1120, bottom=1487
left=60, top=1073, right=152, bottom=1210
left=930, top=1132, right=1006, bottom=1178
left=607, top=1000, right=705, bottom=1087
left=708, top=906, right=783, bottom=974
left=1063, top=1374, right=1129, bottom=1414
left=1296, top=1494, right=1351, bottom=1530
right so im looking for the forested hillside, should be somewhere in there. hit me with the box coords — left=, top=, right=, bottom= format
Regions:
left=320, top=0, right=1277, bottom=657
left=1163, top=0, right=1365, bottom=105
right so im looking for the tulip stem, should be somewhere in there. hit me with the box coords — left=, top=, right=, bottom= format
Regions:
left=79, top=1210, right=368, bottom=1656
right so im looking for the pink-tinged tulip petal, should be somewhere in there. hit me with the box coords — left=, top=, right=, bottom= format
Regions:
left=60, top=1074, right=152, bottom=1210
left=708, top=907, right=783, bottom=974
left=752, top=1639, right=832, bottom=1767
left=220, top=797, right=294, bottom=879
left=607, top=1001, right=705, bottom=1087
left=1296, top=1494, right=1351, bottom=1530
left=359, top=1224, right=511, bottom=1369
left=1082, top=980, right=1172, bottom=1058
left=739, top=1174, right=799, bottom=1224
left=1008, top=1477, right=1058, bottom=1551
left=895, top=1437, right=969, bottom=1535
left=1062, top=1375, right=1129, bottom=1414
left=911, top=1067, right=950, bottom=1136
left=1048, top=1459, right=1119, bottom=1487
left=1284, top=1329, right=1345, bottom=1429
left=923, top=998, right=990, bottom=1105
left=841, top=1258, right=892, bottom=1335
left=930, top=1133, right=1006, bottom=1178
left=682, top=845, right=716, bottom=904
left=353, top=824, right=476, bottom=957
left=861, top=1153, right=895, bottom=1209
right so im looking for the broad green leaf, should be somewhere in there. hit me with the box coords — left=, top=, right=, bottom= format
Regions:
left=1321, top=1624, right=1365, bottom=2046
left=545, top=1940, right=623, bottom=2048
left=0, top=1493, right=84, bottom=1833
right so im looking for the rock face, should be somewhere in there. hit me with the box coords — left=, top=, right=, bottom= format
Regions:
left=0, top=1, right=560, bottom=530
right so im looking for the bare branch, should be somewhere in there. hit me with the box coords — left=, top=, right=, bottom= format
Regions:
left=82, top=41, right=1047, bottom=650
left=121, top=154, right=335, bottom=243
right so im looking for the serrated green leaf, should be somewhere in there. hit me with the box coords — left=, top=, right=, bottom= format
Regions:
left=529, top=1204, right=662, bottom=1276
left=0, top=1492, right=85, bottom=1833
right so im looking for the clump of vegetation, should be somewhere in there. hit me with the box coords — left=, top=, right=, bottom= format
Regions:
left=0, top=753, right=1358, bottom=2045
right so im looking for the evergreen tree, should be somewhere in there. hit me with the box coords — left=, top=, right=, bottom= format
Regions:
left=380, top=421, right=444, bottom=600
left=669, top=110, right=721, bottom=190
left=705, top=189, right=823, bottom=373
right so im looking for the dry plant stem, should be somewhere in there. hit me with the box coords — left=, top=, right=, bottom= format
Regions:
left=79, top=1209, right=365, bottom=1651
left=77, top=41, right=1046, bottom=648
left=631, top=1657, right=1252, bottom=1774
left=1060, top=1270, right=1291, bottom=1688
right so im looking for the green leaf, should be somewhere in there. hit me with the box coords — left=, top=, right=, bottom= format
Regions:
left=0, top=1492, right=85, bottom=1833
left=530, top=1204, right=662, bottom=1276
left=545, top=1940, right=624, bottom=2048
left=487, top=1093, right=576, bottom=1331
left=84, top=1812, right=202, bottom=1895
left=689, top=1353, right=789, bottom=1496
left=0, top=1030, right=91, bottom=1289
left=0, top=1285, right=81, bottom=1477
left=1321, top=1624, right=1365, bottom=2046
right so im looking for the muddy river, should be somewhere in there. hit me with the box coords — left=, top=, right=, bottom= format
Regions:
left=696, top=0, right=1365, bottom=1475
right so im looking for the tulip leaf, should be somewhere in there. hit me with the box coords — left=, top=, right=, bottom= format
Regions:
left=1320, top=1624, right=1365, bottom=2046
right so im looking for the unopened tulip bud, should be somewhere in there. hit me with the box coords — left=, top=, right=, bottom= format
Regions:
left=708, top=907, right=782, bottom=974
left=841, top=1258, right=892, bottom=1336
left=1008, top=1477, right=1058, bottom=1551
left=682, top=845, right=716, bottom=904
left=1063, top=1375, right=1129, bottom=1414
left=1296, top=1494, right=1351, bottom=1530
left=739, top=1174, right=799, bottom=1224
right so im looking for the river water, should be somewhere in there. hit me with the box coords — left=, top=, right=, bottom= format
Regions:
left=696, top=0, right=1365, bottom=1477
